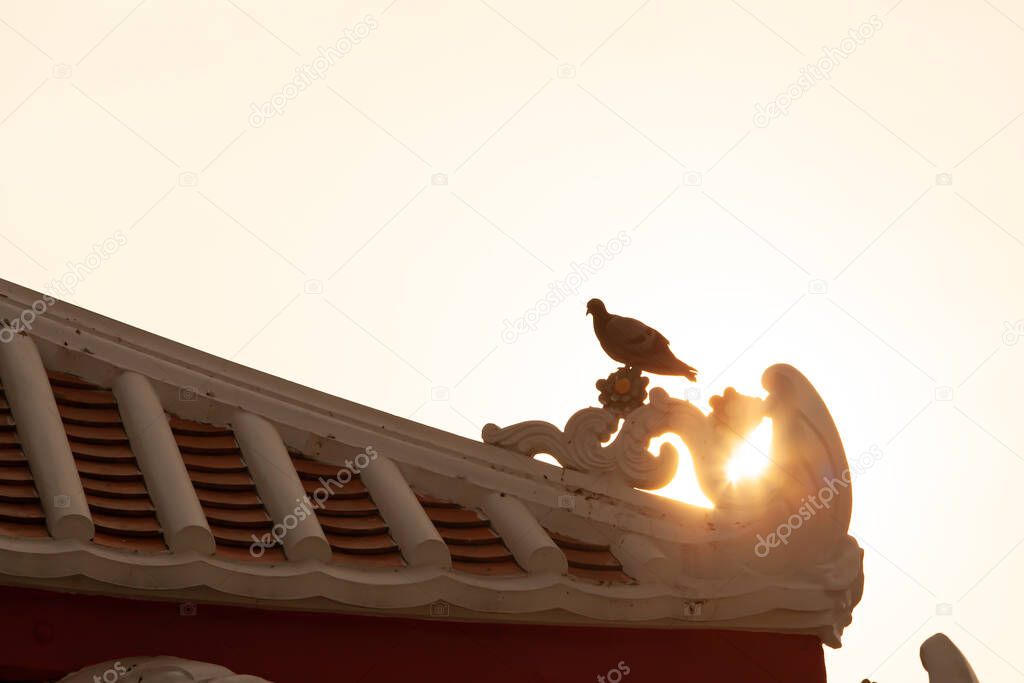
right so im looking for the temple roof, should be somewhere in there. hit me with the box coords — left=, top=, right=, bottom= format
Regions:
left=0, top=278, right=862, bottom=646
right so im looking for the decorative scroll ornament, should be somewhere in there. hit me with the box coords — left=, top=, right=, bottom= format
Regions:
left=483, top=380, right=760, bottom=491
left=483, top=363, right=854, bottom=543
left=485, top=364, right=859, bottom=614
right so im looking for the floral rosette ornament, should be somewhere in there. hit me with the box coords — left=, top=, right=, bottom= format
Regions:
left=596, top=366, right=649, bottom=416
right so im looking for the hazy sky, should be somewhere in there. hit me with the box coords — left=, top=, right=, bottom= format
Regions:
left=2, top=1, right=1023, bottom=679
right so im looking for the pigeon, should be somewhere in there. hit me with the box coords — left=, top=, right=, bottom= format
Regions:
left=586, top=298, right=698, bottom=380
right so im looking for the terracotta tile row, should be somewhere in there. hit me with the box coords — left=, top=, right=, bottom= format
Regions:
left=0, top=380, right=48, bottom=539
left=289, top=451, right=404, bottom=569
left=168, top=415, right=284, bottom=563
left=417, top=495, right=522, bottom=576
left=547, top=531, right=634, bottom=584
left=1, top=371, right=633, bottom=582
left=48, top=372, right=168, bottom=553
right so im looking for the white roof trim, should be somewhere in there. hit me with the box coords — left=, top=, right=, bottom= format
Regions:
left=0, top=278, right=863, bottom=645
left=0, top=534, right=859, bottom=645
left=113, top=371, right=215, bottom=554
left=0, top=330, right=93, bottom=539
left=232, top=409, right=332, bottom=563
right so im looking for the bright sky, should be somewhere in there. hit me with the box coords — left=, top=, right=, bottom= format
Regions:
left=2, top=1, right=1023, bottom=680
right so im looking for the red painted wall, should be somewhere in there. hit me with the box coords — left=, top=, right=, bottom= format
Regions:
left=0, top=586, right=826, bottom=682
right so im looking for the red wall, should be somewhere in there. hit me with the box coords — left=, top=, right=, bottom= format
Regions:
left=0, top=586, right=826, bottom=682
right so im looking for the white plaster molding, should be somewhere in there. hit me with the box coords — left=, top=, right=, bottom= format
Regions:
left=484, top=365, right=855, bottom=576
left=0, top=535, right=862, bottom=642
left=612, top=533, right=672, bottom=584
left=0, top=281, right=865, bottom=645
left=0, top=292, right=731, bottom=547
left=232, top=410, right=331, bottom=563
left=482, top=389, right=705, bottom=489
left=0, top=329, right=92, bottom=540
left=58, top=656, right=272, bottom=683
left=359, top=454, right=450, bottom=568
left=113, top=371, right=215, bottom=555
left=921, top=633, right=980, bottom=683
left=481, top=492, right=567, bottom=574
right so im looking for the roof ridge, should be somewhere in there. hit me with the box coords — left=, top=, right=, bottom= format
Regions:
left=0, top=277, right=864, bottom=643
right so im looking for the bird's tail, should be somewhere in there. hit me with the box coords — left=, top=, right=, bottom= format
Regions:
left=663, top=360, right=697, bottom=381
left=650, top=359, right=698, bottom=380
left=678, top=363, right=697, bottom=382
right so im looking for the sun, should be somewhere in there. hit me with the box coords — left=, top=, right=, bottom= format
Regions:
left=725, top=419, right=773, bottom=482
left=532, top=414, right=773, bottom=507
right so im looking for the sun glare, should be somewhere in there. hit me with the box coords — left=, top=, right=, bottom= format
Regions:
left=646, top=434, right=714, bottom=509
left=532, top=418, right=772, bottom=505
left=725, top=419, right=773, bottom=482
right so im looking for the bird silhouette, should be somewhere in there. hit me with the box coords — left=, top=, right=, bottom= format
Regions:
left=586, top=298, right=698, bottom=380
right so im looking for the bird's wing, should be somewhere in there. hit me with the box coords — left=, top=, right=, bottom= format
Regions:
left=606, top=315, right=668, bottom=352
